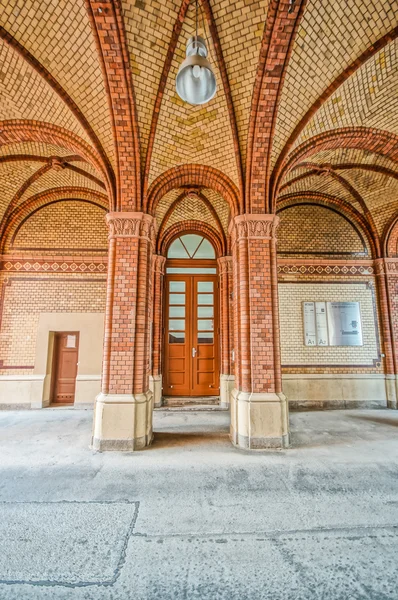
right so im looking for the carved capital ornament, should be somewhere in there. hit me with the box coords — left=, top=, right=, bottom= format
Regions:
left=228, top=214, right=280, bottom=247
left=106, top=212, right=156, bottom=245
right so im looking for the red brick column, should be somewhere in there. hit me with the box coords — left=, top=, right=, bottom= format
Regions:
left=218, top=256, right=234, bottom=407
left=378, top=259, right=398, bottom=408
left=229, top=214, right=289, bottom=449
left=92, top=212, right=155, bottom=451
left=150, top=255, right=166, bottom=408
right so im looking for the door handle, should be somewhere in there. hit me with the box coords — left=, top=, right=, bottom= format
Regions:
left=192, top=348, right=197, bottom=357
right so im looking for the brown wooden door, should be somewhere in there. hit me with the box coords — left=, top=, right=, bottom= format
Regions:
left=51, top=332, right=79, bottom=404
left=163, top=275, right=219, bottom=396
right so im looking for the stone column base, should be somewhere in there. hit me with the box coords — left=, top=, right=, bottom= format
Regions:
left=386, top=375, right=398, bottom=409
left=230, top=389, right=289, bottom=449
left=220, top=374, right=235, bottom=408
left=91, top=390, right=153, bottom=451
left=149, top=374, right=163, bottom=408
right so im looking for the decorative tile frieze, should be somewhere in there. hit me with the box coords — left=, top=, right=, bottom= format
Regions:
left=277, top=263, right=374, bottom=276
left=0, top=259, right=107, bottom=273
left=385, top=259, right=398, bottom=273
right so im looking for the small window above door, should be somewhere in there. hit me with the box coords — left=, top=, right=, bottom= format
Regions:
left=167, top=234, right=215, bottom=259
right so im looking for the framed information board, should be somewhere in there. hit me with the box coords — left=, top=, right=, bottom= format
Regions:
left=315, top=302, right=328, bottom=346
left=327, top=301, right=363, bottom=346
left=303, top=301, right=362, bottom=347
left=303, top=302, right=316, bottom=346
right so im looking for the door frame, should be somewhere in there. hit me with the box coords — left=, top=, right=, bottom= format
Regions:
left=162, top=260, right=220, bottom=397
left=50, top=331, right=80, bottom=405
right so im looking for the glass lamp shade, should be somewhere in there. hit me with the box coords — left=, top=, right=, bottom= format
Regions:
left=176, top=36, right=216, bottom=105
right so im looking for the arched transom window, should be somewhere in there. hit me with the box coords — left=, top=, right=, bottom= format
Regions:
left=167, top=234, right=215, bottom=259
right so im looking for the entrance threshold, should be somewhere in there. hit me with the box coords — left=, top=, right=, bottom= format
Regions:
left=159, top=396, right=227, bottom=411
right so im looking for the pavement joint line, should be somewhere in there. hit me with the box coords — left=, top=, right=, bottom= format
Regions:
left=0, top=500, right=140, bottom=589
left=132, top=523, right=398, bottom=541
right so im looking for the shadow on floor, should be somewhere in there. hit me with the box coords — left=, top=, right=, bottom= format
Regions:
left=150, top=431, right=230, bottom=449
left=345, top=413, right=398, bottom=428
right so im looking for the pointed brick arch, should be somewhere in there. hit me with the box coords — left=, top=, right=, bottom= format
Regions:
left=159, top=220, right=225, bottom=258
left=270, top=27, right=398, bottom=206
left=0, top=154, right=82, bottom=165
left=383, top=212, right=398, bottom=258
left=0, top=153, right=105, bottom=190
left=274, top=128, right=398, bottom=212
left=280, top=165, right=380, bottom=252
left=288, top=162, right=398, bottom=185
left=0, top=25, right=114, bottom=196
left=277, top=191, right=379, bottom=258
left=157, top=190, right=227, bottom=253
left=0, top=120, right=111, bottom=198
left=1, top=186, right=108, bottom=253
left=146, top=164, right=240, bottom=216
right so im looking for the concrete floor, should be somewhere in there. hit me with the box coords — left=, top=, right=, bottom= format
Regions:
left=0, top=408, right=398, bottom=599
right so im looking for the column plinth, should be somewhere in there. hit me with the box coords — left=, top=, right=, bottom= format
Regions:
left=92, top=391, right=153, bottom=451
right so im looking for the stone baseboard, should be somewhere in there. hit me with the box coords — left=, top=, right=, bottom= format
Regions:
left=92, top=434, right=152, bottom=452
left=0, top=403, right=31, bottom=410
left=289, top=399, right=387, bottom=411
left=220, top=374, right=234, bottom=408
left=231, top=429, right=289, bottom=450
left=149, top=374, right=163, bottom=408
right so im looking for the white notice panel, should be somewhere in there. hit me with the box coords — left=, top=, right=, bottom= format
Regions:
left=315, top=302, right=328, bottom=346
left=303, top=302, right=316, bottom=346
left=303, top=300, right=363, bottom=347
left=327, top=302, right=363, bottom=346
left=66, top=335, right=76, bottom=348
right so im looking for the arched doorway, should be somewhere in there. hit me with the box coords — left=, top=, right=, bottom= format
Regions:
left=163, top=233, right=220, bottom=397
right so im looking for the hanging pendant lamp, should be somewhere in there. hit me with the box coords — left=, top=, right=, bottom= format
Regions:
left=175, top=0, right=216, bottom=105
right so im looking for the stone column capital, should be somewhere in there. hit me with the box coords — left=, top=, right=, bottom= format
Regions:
left=217, top=255, right=233, bottom=274
left=373, top=258, right=386, bottom=275
left=228, top=213, right=279, bottom=245
left=106, top=212, right=155, bottom=243
left=153, top=254, right=166, bottom=274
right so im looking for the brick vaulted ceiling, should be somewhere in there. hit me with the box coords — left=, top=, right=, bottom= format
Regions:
left=0, top=0, right=397, bottom=254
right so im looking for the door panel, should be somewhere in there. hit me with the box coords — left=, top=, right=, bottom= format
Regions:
left=51, top=332, right=79, bottom=404
left=164, top=273, right=219, bottom=396
left=192, top=275, right=218, bottom=395
left=164, top=276, right=191, bottom=395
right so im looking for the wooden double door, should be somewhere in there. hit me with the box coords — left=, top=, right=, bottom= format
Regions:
left=163, top=274, right=219, bottom=396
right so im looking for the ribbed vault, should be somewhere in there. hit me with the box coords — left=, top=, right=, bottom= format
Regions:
left=0, top=0, right=396, bottom=256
